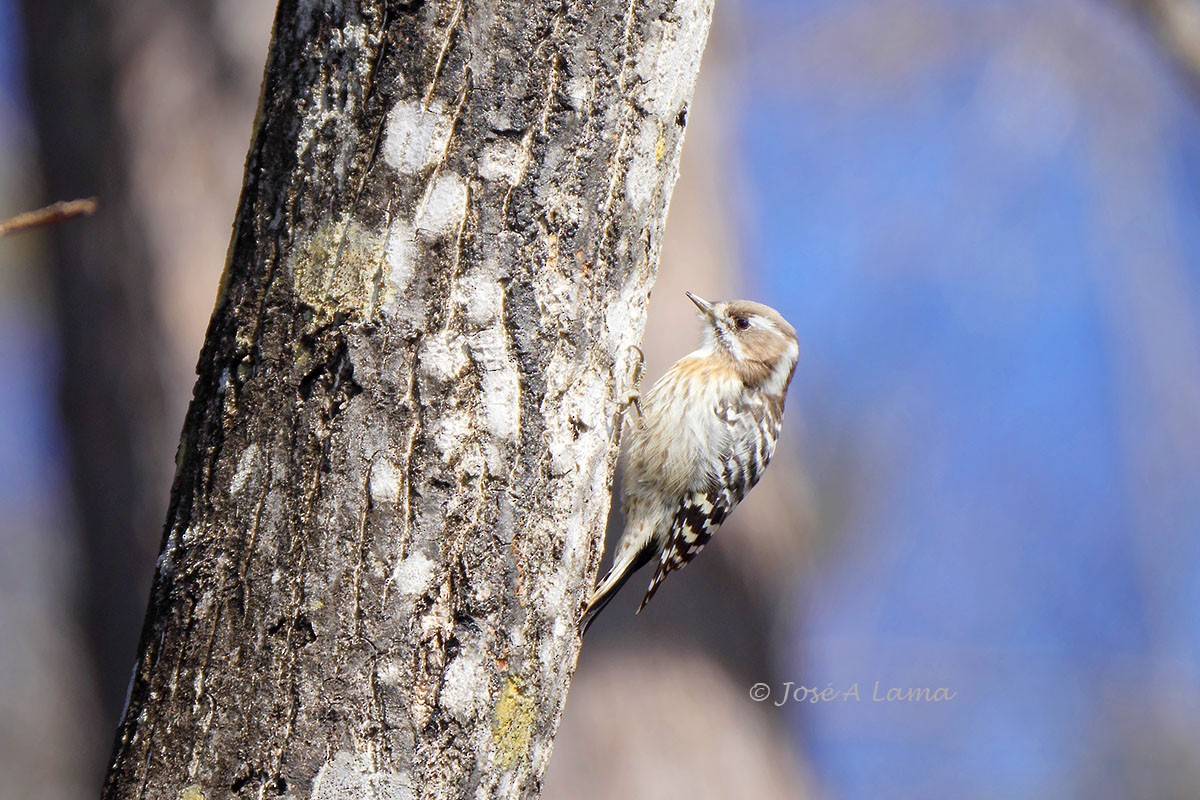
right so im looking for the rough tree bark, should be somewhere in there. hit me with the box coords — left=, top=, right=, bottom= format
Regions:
left=102, top=0, right=712, bottom=797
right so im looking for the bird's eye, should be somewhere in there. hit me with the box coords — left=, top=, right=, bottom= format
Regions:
left=733, top=316, right=751, bottom=331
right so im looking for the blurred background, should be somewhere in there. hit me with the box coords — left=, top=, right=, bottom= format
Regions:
left=3, top=0, right=1200, bottom=797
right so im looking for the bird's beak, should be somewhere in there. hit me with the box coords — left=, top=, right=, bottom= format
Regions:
left=686, top=291, right=717, bottom=319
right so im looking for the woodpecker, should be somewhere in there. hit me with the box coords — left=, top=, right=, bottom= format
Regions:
left=580, top=292, right=799, bottom=634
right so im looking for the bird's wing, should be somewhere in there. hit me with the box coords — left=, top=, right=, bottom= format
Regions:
left=637, top=395, right=783, bottom=611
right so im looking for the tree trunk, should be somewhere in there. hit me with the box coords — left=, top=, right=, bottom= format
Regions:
left=101, top=0, right=712, bottom=797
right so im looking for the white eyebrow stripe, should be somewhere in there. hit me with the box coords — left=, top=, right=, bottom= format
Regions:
left=751, top=315, right=777, bottom=334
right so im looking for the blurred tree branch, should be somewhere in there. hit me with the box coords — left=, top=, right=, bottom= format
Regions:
left=20, top=0, right=177, bottom=740
left=1115, top=0, right=1200, bottom=86
left=0, top=198, right=97, bottom=237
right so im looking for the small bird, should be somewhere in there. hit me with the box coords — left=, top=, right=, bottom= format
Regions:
left=580, top=292, right=799, bottom=634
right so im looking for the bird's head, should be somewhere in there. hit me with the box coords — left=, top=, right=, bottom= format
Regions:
left=687, top=291, right=799, bottom=394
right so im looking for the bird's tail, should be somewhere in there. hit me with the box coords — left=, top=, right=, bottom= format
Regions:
left=579, top=543, right=655, bottom=636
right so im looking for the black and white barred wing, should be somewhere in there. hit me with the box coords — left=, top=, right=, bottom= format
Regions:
left=637, top=396, right=784, bottom=612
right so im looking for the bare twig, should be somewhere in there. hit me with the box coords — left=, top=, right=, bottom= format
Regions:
left=0, top=197, right=98, bottom=237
